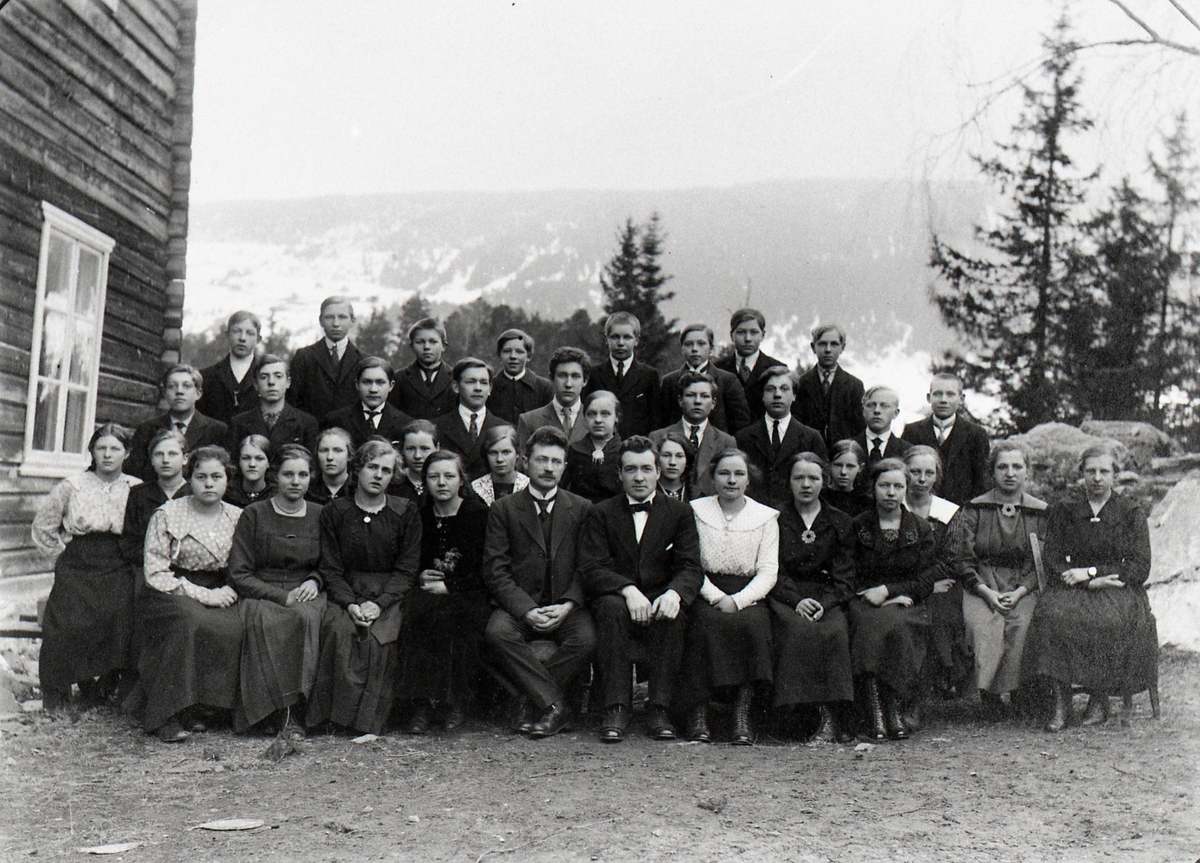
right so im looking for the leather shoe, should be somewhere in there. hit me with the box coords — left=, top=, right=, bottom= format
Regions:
left=406, top=702, right=432, bottom=735
left=529, top=701, right=572, bottom=739
left=157, top=721, right=190, bottom=743
left=442, top=704, right=467, bottom=732
left=686, top=705, right=711, bottom=743
left=1081, top=694, right=1109, bottom=727
left=599, top=705, right=629, bottom=743
left=646, top=707, right=677, bottom=741
left=511, top=700, right=535, bottom=735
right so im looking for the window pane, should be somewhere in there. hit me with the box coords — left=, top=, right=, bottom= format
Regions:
left=38, top=309, right=70, bottom=381
left=64, top=389, right=89, bottom=454
left=69, top=321, right=98, bottom=386
left=75, top=249, right=101, bottom=318
left=32, top=381, right=61, bottom=452
left=44, top=233, right=72, bottom=309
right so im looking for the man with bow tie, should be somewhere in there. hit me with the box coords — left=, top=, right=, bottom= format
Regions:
left=580, top=437, right=703, bottom=742
left=321, top=356, right=413, bottom=450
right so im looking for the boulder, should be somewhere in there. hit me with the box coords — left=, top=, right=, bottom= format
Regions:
left=1146, top=468, right=1200, bottom=652
left=1007, top=423, right=1133, bottom=505
left=1080, top=420, right=1178, bottom=469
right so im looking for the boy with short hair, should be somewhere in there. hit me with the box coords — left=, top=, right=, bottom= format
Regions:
left=584, top=311, right=660, bottom=438
left=433, top=357, right=505, bottom=479
left=127, top=365, right=228, bottom=481
left=489, top=328, right=554, bottom=424
left=230, top=354, right=320, bottom=453
left=390, top=317, right=457, bottom=420
left=322, top=356, right=414, bottom=449
left=287, top=296, right=362, bottom=420
left=197, top=310, right=262, bottom=426
left=715, top=308, right=787, bottom=422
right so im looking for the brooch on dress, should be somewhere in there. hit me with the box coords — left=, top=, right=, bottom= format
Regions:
left=1000, top=503, right=1017, bottom=518
left=1089, top=516, right=1101, bottom=523
left=801, top=529, right=817, bottom=544
left=904, top=530, right=918, bottom=544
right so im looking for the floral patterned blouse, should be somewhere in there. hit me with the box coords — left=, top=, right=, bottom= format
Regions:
left=144, top=497, right=243, bottom=593
left=31, top=471, right=141, bottom=557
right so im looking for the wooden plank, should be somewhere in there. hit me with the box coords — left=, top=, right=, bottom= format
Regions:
left=122, top=0, right=183, bottom=54
left=0, top=548, right=52, bottom=580
left=58, top=0, right=177, bottom=95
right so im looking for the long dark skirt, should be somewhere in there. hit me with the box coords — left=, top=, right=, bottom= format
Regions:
left=234, top=594, right=327, bottom=731
left=396, top=589, right=491, bottom=706
left=306, top=603, right=402, bottom=734
left=922, top=584, right=974, bottom=698
left=40, top=534, right=133, bottom=693
left=1024, top=587, right=1158, bottom=694
left=769, top=599, right=853, bottom=707
left=681, top=574, right=773, bottom=707
left=848, top=599, right=930, bottom=697
left=124, top=580, right=242, bottom=732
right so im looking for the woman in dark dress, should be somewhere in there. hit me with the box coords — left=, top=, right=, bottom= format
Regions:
left=821, top=439, right=872, bottom=518
left=656, top=431, right=698, bottom=502
left=307, top=439, right=421, bottom=735
left=225, top=434, right=273, bottom=508
left=1026, top=442, right=1156, bottom=732
left=564, top=390, right=622, bottom=503
left=126, top=446, right=243, bottom=742
left=228, top=444, right=326, bottom=736
left=399, top=451, right=492, bottom=733
left=769, top=452, right=856, bottom=742
left=120, top=430, right=191, bottom=572
left=307, top=427, right=352, bottom=505
left=470, top=425, right=529, bottom=505
left=849, top=458, right=937, bottom=740
left=32, top=423, right=140, bottom=710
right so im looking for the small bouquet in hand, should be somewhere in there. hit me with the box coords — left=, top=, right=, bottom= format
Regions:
left=422, top=549, right=461, bottom=590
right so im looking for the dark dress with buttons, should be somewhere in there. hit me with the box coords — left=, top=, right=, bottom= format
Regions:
left=227, top=500, right=326, bottom=731
left=1024, top=494, right=1157, bottom=694
left=769, top=504, right=857, bottom=707
left=563, top=437, right=623, bottom=504
left=307, top=496, right=421, bottom=734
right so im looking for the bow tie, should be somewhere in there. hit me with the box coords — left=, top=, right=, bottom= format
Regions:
left=628, top=501, right=653, bottom=513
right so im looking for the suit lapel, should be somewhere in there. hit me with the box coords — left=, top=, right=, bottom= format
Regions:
left=314, top=342, right=340, bottom=384
left=515, top=491, right=547, bottom=551
left=550, top=492, right=574, bottom=556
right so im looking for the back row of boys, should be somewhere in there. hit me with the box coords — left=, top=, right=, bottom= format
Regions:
left=126, top=297, right=990, bottom=506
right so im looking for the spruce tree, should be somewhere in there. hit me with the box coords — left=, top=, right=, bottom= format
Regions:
left=599, top=214, right=679, bottom=369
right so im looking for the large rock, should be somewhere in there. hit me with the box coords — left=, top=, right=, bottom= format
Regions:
left=1147, top=468, right=1200, bottom=652
left=1007, top=423, right=1133, bottom=505
left=1080, top=420, right=1178, bottom=470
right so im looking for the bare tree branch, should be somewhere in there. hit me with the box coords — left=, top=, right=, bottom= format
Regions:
left=1165, top=0, right=1200, bottom=35
left=1104, top=0, right=1200, bottom=55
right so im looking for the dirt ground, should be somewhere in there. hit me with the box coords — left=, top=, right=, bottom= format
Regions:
left=1, top=649, right=1197, bottom=863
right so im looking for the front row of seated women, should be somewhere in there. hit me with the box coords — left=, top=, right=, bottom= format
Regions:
left=33, top=420, right=1157, bottom=744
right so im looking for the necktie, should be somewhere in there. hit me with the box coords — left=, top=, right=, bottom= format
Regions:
left=536, top=501, right=554, bottom=602
left=468, top=412, right=479, bottom=440
left=423, top=369, right=435, bottom=387
left=560, top=407, right=572, bottom=433
left=264, top=411, right=280, bottom=431
left=689, top=424, right=701, bottom=451
left=329, top=344, right=339, bottom=366
left=739, top=359, right=751, bottom=382
left=870, top=438, right=883, bottom=462
left=365, top=409, right=381, bottom=429
left=771, top=419, right=781, bottom=450
left=615, top=360, right=625, bottom=388
left=174, top=420, right=186, bottom=433
left=821, top=373, right=832, bottom=398
left=629, top=500, right=652, bottom=514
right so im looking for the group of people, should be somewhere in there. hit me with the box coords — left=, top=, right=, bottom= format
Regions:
left=31, top=298, right=1159, bottom=746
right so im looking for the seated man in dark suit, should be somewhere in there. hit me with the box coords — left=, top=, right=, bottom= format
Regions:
left=516, top=346, right=591, bottom=451
left=650, top=371, right=736, bottom=497
left=322, top=356, right=414, bottom=449
left=197, top=310, right=261, bottom=426
left=901, top=373, right=990, bottom=505
left=433, top=358, right=505, bottom=480
left=855, top=385, right=912, bottom=466
left=127, top=364, right=229, bottom=481
left=482, top=426, right=595, bottom=739
left=715, top=308, right=787, bottom=423
left=793, top=323, right=867, bottom=448
left=287, top=296, right=362, bottom=420
left=659, top=324, right=752, bottom=434
left=489, top=328, right=554, bottom=424
left=735, top=366, right=827, bottom=509
left=390, top=317, right=457, bottom=421
left=229, top=354, right=320, bottom=454
left=580, top=436, right=704, bottom=742
left=584, top=311, right=660, bottom=438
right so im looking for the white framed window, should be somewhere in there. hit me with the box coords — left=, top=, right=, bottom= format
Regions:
left=21, top=202, right=115, bottom=477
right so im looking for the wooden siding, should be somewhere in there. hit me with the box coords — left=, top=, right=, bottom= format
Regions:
left=0, top=0, right=197, bottom=580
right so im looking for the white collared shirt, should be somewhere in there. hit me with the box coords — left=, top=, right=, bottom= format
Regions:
left=626, top=492, right=656, bottom=543
left=458, top=403, right=487, bottom=430
left=169, top=410, right=195, bottom=435
left=324, top=336, right=348, bottom=362
left=528, top=484, right=558, bottom=514
left=683, top=418, right=710, bottom=444
left=361, top=401, right=384, bottom=428
left=867, top=430, right=893, bottom=454
left=932, top=414, right=957, bottom=443
left=504, top=369, right=527, bottom=382
left=228, top=354, right=254, bottom=383
left=819, top=366, right=837, bottom=388
left=738, top=351, right=760, bottom=376
left=611, top=356, right=632, bottom=377
left=764, top=412, right=792, bottom=440
left=553, top=398, right=578, bottom=431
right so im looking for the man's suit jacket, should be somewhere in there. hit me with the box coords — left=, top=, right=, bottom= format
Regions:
left=580, top=495, right=704, bottom=606
left=126, top=410, right=229, bottom=482
left=489, top=371, right=554, bottom=424
left=229, top=402, right=320, bottom=454
left=389, top=361, right=457, bottom=421
left=483, top=487, right=592, bottom=619
left=736, top=416, right=828, bottom=510
left=658, top=364, right=753, bottom=435
left=434, top=408, right=506, bottom=480
left=584, top=358, right=660, bottom=439
left=322, top=402, right=414, bottom=450
left=901, top=414, right=991, bottom=505
left=793, top=365, right=866, bottom=447
left=854, top=431, right=913, bottom=466
left=649, top=421, right=736, bottom=497
left=287, top=339, right=362, bottom=421
left=515, top=402, right=588, bottom=452
left=197, top=355, right=260, bottom=427
left=715, top=351, right=787, bottom=422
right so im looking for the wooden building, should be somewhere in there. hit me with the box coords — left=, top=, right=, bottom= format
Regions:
left=0, top=0, right=197, bottom=585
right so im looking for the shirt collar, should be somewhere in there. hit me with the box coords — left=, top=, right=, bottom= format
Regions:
left=932, top=414, right=957, bottom=431
left=765, top=413, right=791, bottom=435
left=362, top=402, right=384, bottom=416
left=324, top=336, right=347, bottom=354
left=684, top=360, right=710, bottom=374
left=869, top=429, right=892, bottom=446
left=739, top=350, right=760, bottom=371
left=684, top=418, right=710, bottom=438
left=819, top=366, right=837, bottom=382
left=169, top=409, right=195, bottom=428
left=458, top=403, right=486, bottom=426
left=528, top=485, right=558, bottom=503
left=626, top=493, right=656, bottom=507
left=611, top=356, right=632, bottom=375
left=504, top=369, right=527, bottom=382
left=553, top=398, right=577, bottom=417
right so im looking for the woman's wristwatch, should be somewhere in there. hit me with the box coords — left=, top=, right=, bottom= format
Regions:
left=1086, top=566, right=1097, bottom=581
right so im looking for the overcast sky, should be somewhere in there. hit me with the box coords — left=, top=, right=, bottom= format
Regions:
left=188, top=1, right=1199, bottom=203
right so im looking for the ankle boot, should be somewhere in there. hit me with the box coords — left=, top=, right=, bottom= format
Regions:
left=863, top=677, right=887, bottom=741
left=731, top=684, right=754, bottom=745
left=1044, top=679, right=1068, bottom=733
left=687, top=704, right=712, bottom=743
left=810, top=704, right=837, bottom=743
left=1080, top=693, right=1109, bottom=727
left=884, top=688, right=909, bottom=739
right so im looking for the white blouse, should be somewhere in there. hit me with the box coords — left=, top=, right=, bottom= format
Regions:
left=470, top=472, right=530, bottom=506
left=31, top=471, right=141, bottom=557
left=690, top=496, right=780, bottom=610
left=144, top=497, right=242, bottom=594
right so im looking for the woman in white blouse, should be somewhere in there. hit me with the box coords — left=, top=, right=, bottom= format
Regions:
left=32, top=423, right=139, bottom=711
left=681, top=448, right=779, bottom=745
left=125, top=446, right=243, bottom=742
left=470, top=425, right=529, bottom=505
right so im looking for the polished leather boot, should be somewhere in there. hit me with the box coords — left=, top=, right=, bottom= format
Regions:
left=884, top=688, right=909, bottom=739
left=810, top=704, right=837, bottom=743
left=687, top=704, right=712, bottom=743
left=731, top=684, right=754, bottom=746
left=864, top=677, right=887, bottom=741
left=1080, top=693, right=1110, bottom=727
left=1044, top=679, right=1069, bottom=733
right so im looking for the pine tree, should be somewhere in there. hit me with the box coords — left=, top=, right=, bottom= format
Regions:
left=599, top=214, right=679, bottom=369
left=395, top=292, right=434, bottom=360
left=930, top=17, right=1096, bottom=432
left=355, top=306, right=400, bottom=363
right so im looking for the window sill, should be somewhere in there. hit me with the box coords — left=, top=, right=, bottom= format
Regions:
left=18, top=453, right=89, bottom=478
